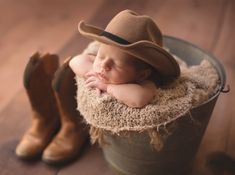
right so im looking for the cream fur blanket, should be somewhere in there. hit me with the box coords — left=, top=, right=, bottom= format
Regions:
left=75, top=42, right=220, bottom=134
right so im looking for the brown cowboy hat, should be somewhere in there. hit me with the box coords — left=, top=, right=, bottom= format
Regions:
left=78, top=9, right=180, bottom=80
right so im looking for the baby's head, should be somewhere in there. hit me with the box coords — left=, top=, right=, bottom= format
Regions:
left=78, top=10, right=180, bottom=84
left=93, top=43, right=153, bottom=84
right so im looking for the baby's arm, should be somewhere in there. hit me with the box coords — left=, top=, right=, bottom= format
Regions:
left=69, top=54, right=95, bottom=77
left=107, top=81, right=156, bottom=108
left=85, top=75, right=156, bottom=108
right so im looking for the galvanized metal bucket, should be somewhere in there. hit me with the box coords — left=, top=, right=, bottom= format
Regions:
left=101, top=36, right=227, bottom=175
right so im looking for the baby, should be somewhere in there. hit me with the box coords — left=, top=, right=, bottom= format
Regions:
left=70, top=43, right=156, bottom=108
left=69, top=10, right=180, bottom=108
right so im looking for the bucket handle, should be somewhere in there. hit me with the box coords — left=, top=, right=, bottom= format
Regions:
left=221, top=84, right=230, bottom=93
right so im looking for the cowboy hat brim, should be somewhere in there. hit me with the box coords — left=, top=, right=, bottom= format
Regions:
left=78, top=21, right=180, bottom=79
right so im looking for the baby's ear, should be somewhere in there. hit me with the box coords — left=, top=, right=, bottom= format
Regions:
left=138, top=69, right=152, bottom=81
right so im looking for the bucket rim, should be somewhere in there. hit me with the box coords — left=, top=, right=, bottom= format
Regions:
left=163, top=35, right=226, bottom=109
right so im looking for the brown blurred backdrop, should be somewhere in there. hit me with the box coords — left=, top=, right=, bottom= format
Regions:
left=0, top=0, right=234, bottom=175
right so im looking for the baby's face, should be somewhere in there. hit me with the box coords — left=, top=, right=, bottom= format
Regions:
left=93, top=44, right=140, bottom=84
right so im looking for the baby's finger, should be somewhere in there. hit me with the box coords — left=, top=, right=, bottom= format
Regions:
left=85, top=74, right=97, bottom=81
left=85, top=76, right=96, bottom=84
left=85, top=72, right=93, bottom=77
left=85, top=71, right=96, bottom=78
left=96, top=88, right=101, bottom=96
left=85, top=81, right=97, bottom=88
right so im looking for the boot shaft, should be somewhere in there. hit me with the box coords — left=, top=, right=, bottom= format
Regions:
left=52, top=58, right=82, bottom=125
left=24, top=53, right=60, bottom=121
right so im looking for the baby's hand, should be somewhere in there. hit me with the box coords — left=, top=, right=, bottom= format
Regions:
left=85, top=72, right=108, bottom=92
left=85, top=71, right=97, bottom=79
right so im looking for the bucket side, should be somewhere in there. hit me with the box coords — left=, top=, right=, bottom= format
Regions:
left=102, top=95, right=218, bottom=175
left=102, top=36, right=226, bottom=175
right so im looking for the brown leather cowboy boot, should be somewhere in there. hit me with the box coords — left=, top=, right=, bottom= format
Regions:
left=16, top=53, right=60, bottom=159
left=42, top=58, right=89, bottom=164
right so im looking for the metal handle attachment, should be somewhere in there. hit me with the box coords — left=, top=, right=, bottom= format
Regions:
left=221, top=84, right=230, bottom=93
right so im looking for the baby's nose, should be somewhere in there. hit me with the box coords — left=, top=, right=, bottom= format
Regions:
left=101, top=59, right=111, bottom=71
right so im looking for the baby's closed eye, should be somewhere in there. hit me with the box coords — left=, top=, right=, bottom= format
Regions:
left=97, top=56, right=105, bottom=60
left=114, top=60, right=129, bottom=68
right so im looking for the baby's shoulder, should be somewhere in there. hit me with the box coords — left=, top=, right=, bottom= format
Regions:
left=69, top=54, right=95, bottom=78
left=73, top=53, right=95, bottom=62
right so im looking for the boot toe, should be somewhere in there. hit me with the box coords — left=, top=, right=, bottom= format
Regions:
left=42, top=141, right=76, bottom=164
left=16, top=135, right=45, bottom=159
left=42, top=138, right=80, bottom=164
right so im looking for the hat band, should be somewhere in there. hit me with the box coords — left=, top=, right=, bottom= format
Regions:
left=101, top=31, right=130, bottom=45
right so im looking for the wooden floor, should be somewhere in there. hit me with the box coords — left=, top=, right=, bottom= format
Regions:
left=0, top=0, right=234, bottom=174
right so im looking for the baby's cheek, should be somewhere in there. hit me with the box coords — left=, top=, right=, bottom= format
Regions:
left=111, top=71, right=128, bottom=84
left=92, top=61, right=99, bottom=72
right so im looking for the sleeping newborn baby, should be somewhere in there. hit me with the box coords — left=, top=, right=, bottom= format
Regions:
left=69, top=9, right=180, bottom=108
left=70, top=43, right=156, bottom=108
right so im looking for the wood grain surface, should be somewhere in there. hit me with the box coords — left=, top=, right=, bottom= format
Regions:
left=0, top=0, right=234, bottom=175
